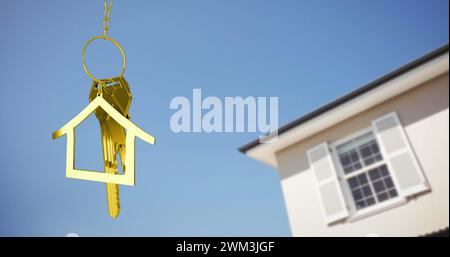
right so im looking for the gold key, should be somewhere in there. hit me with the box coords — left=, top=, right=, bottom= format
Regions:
left=89, top=76, right=132, bottom=219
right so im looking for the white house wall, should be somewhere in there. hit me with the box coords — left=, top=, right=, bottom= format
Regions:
left=275, top=73, right=449, bottom=236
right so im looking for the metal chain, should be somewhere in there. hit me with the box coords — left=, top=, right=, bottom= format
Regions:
left=103, top=0, right=112, bottom=38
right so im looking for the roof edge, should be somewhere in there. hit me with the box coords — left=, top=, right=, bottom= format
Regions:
left=239, top=43, right=449, bottom=153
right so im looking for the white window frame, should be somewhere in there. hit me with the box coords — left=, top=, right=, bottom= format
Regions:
left=330, top=127, right=407, bottom=222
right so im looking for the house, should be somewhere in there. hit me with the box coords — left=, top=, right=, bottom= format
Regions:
left=53, top=91, right=156, bottom=186
left=239, top=44, right=449, bottom=236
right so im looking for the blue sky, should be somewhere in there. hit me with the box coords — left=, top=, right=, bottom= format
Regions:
left=0, top=0, right=448, bottom=236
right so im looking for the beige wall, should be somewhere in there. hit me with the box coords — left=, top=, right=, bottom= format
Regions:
left=275, top=72, right=449, bottom=236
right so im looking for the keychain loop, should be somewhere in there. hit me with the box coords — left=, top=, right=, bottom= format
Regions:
left=81, top=35, right=126, bottom=83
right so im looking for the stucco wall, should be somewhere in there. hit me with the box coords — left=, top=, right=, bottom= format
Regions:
left=275, top=72, right=449, bottom=236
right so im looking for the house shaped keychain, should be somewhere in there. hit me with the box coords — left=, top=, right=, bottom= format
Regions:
left=52, top=0, right=156, bottom=218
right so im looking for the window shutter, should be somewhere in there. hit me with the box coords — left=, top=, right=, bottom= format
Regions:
left=372, top=112, right=429, bottom=197
left=307, top=143, right=349, bottom=224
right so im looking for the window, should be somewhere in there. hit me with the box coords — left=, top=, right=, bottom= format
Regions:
left=335, top=131, right=399, bottom=211
left=307, top=112, right=428, bottom=224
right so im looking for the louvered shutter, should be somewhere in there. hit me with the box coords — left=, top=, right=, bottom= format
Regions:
left=372, top=112, right=429, bottom=197
left=307, top=143, right=349, bottom=224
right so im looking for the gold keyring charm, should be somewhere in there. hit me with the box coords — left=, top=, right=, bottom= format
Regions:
left=82, top=35, right=127, bottom=83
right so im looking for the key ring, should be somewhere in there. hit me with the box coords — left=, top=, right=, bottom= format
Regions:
left=82, top=35, right=126, bottom=83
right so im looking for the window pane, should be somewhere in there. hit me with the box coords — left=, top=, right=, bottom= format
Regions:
left=348, top=177, right=359, bottom=188
left=385, top=177, right=394, bottom=188
left=360, top=147, right=371, bottom=159
left=352, top=189, right=363, bottom=201
left=373, top=181, right=385, bottom=193
left=355, top=201, right=366, bottom=209
left=378, top=192, right=388, bottom=202
left=362, top=185, right=372, bottom=197
left=350, top=151, right=359, bottom=161
left=389, top=189, right=398, bottom=198
left=364, top=157, right=375, bottom=166
left=368, top=168, right=381, bottom=180
left=380, top=165, right=390, bottom=176
left=340, top=155, right=351, bottom=166
left=366, top=197, right=376, bottom=207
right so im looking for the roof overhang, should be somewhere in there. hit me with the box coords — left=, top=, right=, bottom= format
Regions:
left=240, top=45, right=449, bottom=168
